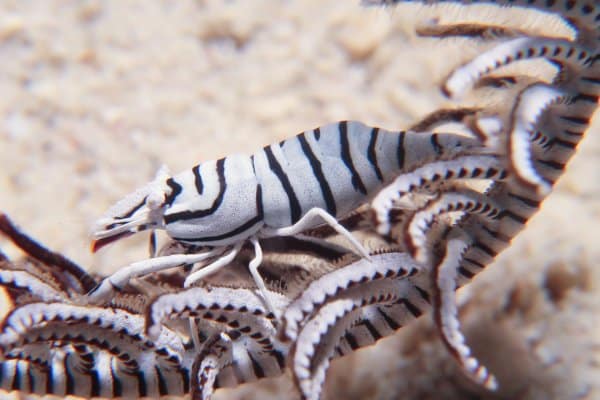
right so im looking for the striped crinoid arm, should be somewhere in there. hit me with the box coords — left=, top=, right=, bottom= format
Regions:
left=190, top=332, right=233, bottom=400
left=442, top=36, right=595, bottom=98
left=209, top=333, right=288, bottom=395
left=0, top=213, right=97, bottom=295
left=0, top=269, right=67, bottom=303
left=444, top=54, right=599, bottom=287
left=0, top=302, right=191, bottom=399
left=2, top=342, right=115, bottom=396
left=439, top=41, right=596, bottom=194
left=365, top=0, right=599, bottom=44
left=146, top=286, right=293, bottom=398
left=504, top=82, right=566, bottom=193
left=372, top=0, right=599, bottom=191
left=185, top=328, right=288, bottom=400
left=2, top=320, right=182, bottom=375
left=371, top=155, right=507, bottom=235
left=0, top=347, right=190, bottom=399
left=279, top=251, right=425, bottom=342
left=403, top=187, right=503, bottom=264
left=289, top=272, right=430, bottom=400
left=145, top=285, right=289, bottom=352
left=431, top=234, right=499, bottom=390
left=425, top=128, right=596, bottom=390
left=415, top=20, right=527, bottom=40
left=0, top=302, right=185, bottom=370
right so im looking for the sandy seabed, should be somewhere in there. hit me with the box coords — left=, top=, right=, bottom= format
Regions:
left=0, top=1, right=599, bottom=399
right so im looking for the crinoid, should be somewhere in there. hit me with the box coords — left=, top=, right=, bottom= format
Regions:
left=0, top=1, right=597, bottom=400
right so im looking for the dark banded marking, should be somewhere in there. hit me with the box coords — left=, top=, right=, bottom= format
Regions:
left=562, top=129, right=584, bottom=138
left=262, top=145, right=302, bottom=223
left=64, top=354, right=75, bottom=395
left=137, top=371, right=147, bottom=397
left=164, top=178, right=182, bottom=207
left=481, top=226, right=511, bottom=243
left=377, top=307, right=401, bottom=330
left=90, top=369, right=101, bottom=397
left=11, top=363, right=21, bottom=391
left=430, top=133, right=443, bottom=155
left=571, top=93, right=599, bottom=104
left=155, top=366, right=168, bottom=396
left=580, top=76, right=600, bottom=84
left=397, top=131, right=406, bottom=169
left=498, top=210, right=528, bottom=224
left=181, top=367, right=190, bottom=393
left=550, top=138, right=578, bottom=149
left=362, top=319, right=383, bottom=340
left=192, top=165, right=204, bottom=195
left=339, top=121, right=368, bottom=195
left=344, top=333, right=359, bottom=350
left=174, top=185, right=263, bottom=243
left=27, top=364, right=34, bottom=393
left=46, top=362, right=53, bottom=395
left=164, top=159, right=227, bottom=224
left=112, top=366, right=123, bottom=397
left=559, top=115, right=590, bottom=125
left=414, top=286, right=431, bottom=303
left=458, top=267, right=475, bottom=278
left=537, top=159, right=566, bottom=170
left=580, top=3, right=594, bottom=14
left=562, top=0, right=573, bottom=10
left=114, top=197, right=147, bottom=220
left=272, top=350, right=285, bottom=369
left=298, top=131, right=337, bottom=216
left=401, top=299, right=422, bottom=317
left=463, top=257, right=485, bottom=269
left=247, top=352, right=266, bottom=379
left=473, top=241, right=497, bottom=257
left=508, top=192, right=541, bottom=208
left=367, top=128, right=384, bottom=182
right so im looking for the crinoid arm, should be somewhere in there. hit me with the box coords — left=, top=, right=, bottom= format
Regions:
left=371, top=155, right=506, bottom=235
left=404, top=188, right=502, bottom=264
left=291, top=275, right=430, bottom=400
left=0, top=213, right=97, bottom=293
left=508, top=82, right=565, bottom=193
left=280, top=251, right=422, bottom=342
left=416, top=20, right=525, bottom=40
left=433, top=235, right=498, bottom=390
left=444, top=37, right=594, bottom=99
left=145, top=285, right=287, bottom=350
left=190, top=332, right=233, bottom=400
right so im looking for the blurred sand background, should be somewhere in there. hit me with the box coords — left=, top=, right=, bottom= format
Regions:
left=0, top=1, right=598, bottom=399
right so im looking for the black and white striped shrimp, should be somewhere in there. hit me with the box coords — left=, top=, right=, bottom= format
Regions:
left=88, top=120, right=482, bottom=312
